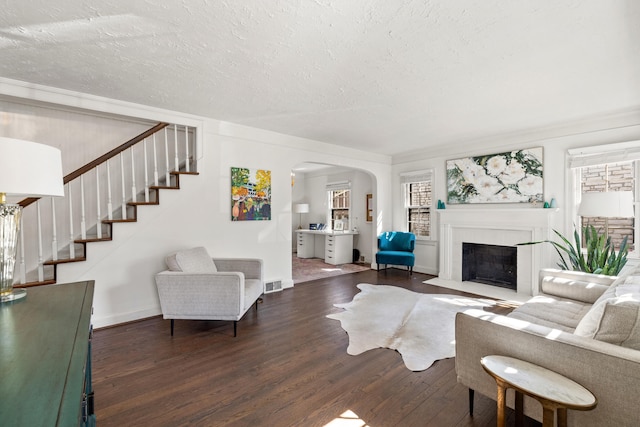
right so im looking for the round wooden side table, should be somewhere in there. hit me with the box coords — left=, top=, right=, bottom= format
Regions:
left=481, top=355, right=597, bottom=427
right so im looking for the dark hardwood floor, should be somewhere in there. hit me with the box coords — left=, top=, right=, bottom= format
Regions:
left=92, top=268, right=539, bottom=427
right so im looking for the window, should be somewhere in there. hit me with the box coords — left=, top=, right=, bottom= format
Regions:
left=401, top=170, right=433, bottom=238
left=327, top=181, right=350, bottom=230
left=578, top=162, right=636, bottom=250
left=568, top=141, right=639, bottom=254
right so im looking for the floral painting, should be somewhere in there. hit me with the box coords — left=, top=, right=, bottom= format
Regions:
left=446, top=148, right=543, bottom=204
left=231, top=167, right=271, bottom=221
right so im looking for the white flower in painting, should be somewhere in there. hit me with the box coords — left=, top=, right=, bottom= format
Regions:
left=517, top=175, right=543, bottom=196
left=486, top=155, right=507, bottom=176
left=496, top=188, right=529, bottom=202
left=500, top=162, right=526, bottom=185
left=455, top=159, right=486, bottom=186
left=475, top=175, right=503, bottom=197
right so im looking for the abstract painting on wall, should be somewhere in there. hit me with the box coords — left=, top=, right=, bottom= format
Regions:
left=446, top=147, right=543, bottom=204
left=231, top=167, right=271, bottom=221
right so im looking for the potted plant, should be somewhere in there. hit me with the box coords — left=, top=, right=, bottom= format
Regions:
left=519, top=225, right=629, bottom=276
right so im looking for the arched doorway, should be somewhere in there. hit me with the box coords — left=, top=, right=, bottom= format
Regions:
left=291, top=162, right=376, bottom=284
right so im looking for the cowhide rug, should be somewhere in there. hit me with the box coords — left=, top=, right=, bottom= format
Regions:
left=327, top=283, right=495, bottom=371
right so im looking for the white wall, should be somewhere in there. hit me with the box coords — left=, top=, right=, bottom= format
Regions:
left=392, top=115, right=640, bottom=275
left=0, top=99, right=153, bottom=174
left=0, top=78, right=392, bottom=328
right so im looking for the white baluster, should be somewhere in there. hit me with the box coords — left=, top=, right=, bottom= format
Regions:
left=36, top=201, right=44, bottom=282
left=152, top=133, right=159, bottom=186
left=130, top=148, right=137, bottom=203
left=174, top=123, right=179, bottom=172
left=95, top=167, right=102, bottom=239
left=80, top=175, right=87, bottom=240
left=107, top=159, right=113, bottom=220
left=120, top=152, right=127, bottom=220
left=68, top=183, right=75, bottom=259
left=164, top=127, right=170, bottom=185
left=19, top=215, right=26, bottom=284
left=184, top=126, right=190, bottom=172
left=143, top=138, right=150, bottom=202
left=51, top=198, right=58, bottom=261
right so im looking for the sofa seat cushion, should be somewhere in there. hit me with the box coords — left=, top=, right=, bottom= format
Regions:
left=507, top=295, right=593, bottom=332
left=244, top=279, right=263, bottom=311
left=376, top=250, right=416, bottom=265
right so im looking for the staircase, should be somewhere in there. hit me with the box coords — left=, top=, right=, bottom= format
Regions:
left=13, top=122, right=198, bottom=288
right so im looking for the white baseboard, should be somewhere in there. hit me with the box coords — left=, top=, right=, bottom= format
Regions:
left=413, top=265, right=438, bottom=275
left=93, top=307, right=161, bottom=329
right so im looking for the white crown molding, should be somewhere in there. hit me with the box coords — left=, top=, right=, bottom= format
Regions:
left=392, top=107, right=640, bottom=164
left=0, top=76, right=205, bottom=128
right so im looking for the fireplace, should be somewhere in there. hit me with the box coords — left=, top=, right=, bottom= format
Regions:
left=437, top=208, right=558, bottom=296
left=462, top=243, right=517, bottom=290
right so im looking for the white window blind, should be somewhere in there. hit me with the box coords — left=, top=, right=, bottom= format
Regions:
left=325, top=181, right=351, bottom=191
left=567, top=140, right=640, bottom=168
left=400, top=170, right=433, bottom=184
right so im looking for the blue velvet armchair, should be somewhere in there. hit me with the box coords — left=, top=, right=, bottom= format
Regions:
left=376, top=231, right=416, bottom=274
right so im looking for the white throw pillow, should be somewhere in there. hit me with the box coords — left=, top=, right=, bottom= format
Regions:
left=165, top=253, right=181, bottom=271
left=609, top=263, right=640, bottom=287
left=624, top=275, right=640, bottom=285
left=574, top=283, right=640, bottom=350
left=173, top=247, right=218, bottom=273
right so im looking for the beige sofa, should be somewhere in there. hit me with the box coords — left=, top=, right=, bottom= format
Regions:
left=455, top=264, right=640, bottom=426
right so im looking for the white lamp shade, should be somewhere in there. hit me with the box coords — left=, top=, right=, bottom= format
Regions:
left=293, top=203, right=309, bottom=214
left=578, top=191, right=634, bottom=218
left=0, top=137, right=64, bottom=197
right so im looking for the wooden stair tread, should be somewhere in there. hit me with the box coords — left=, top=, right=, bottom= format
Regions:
left=149, top=185, right=179, bottom=190
left=15, top=279, right=57, bottom=288
left=103, top=218, right=137, bottom=224
left=75, top=237, right=112, bottom=243
left=44, top=257, right=87, bottom=266
left=129, top=201, right=159, bottom=206
left=172, top=171, right=199, bottom=175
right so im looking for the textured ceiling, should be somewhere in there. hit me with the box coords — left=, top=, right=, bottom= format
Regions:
left=1, top=1, right=639, bottom=156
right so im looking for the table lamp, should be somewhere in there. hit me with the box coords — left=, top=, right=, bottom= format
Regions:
left=578, top=191, right=634, bottom=239
left=293, top=203, right=309, bottom=229
left=0, top=137, right=64, bottom=302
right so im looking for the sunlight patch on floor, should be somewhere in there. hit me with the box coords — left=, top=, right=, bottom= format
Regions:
left=323, top=410, right=370, bottom=427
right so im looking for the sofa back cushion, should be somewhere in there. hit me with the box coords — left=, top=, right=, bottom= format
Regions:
left=166, top=247, right=218, bottom=273
left=378, top=232, right=415, bottom=252
left=539, top=269, right=612, bottom=304
left=574, top=281, right=640, bottom=350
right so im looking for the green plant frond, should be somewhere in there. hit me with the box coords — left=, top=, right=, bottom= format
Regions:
left=520, top=226, right=629, bottom=276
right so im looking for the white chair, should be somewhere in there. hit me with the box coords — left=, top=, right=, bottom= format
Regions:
left=155, top=247, right=264, bottom=336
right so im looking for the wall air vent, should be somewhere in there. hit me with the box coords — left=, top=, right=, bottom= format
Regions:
left=264, top=279, right=283, bottom=294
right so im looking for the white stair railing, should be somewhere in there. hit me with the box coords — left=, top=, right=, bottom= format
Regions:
left=14, top=123, right=197, bottom=285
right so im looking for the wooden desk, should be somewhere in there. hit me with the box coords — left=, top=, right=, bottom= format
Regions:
left=0, top=281, right=95, bottom=426
left=295, top=230, right=358, bottom=265
left=481, top=355, right=596, bottom=427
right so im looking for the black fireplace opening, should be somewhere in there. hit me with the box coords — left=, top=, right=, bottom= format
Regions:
left=462, top=243, right=517, bottom=290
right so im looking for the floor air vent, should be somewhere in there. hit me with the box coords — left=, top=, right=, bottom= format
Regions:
left=264, top=279, right=283, bottom=293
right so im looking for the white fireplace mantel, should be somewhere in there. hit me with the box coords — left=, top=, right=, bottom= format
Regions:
left=437, top=208, right=558, bottom=296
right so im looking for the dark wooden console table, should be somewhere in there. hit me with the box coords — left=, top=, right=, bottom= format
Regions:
left=0, top=281, right=95, bottom=426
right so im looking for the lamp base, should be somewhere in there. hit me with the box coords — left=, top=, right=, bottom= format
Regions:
left=1, top=288, right=26, bottom=303
left=0, top=203, right=22, bottom=303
